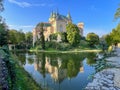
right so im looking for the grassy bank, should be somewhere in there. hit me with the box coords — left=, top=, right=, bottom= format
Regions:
left=0, top=47, right=41, bottom=90
left=30, top=41, right=102, bottom=53
left=29, top=49, right=101, bottom=53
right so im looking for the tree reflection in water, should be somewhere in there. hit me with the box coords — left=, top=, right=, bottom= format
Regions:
left=15, top=52, right=97, bottom=90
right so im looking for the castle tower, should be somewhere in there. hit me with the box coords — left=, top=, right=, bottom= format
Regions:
left=77, top=22, right=84, bottom=36
left=67, top=12, right=72, bottom=23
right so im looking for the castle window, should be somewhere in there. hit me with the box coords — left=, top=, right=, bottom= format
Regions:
left=60, top=25, right=63, bottom=32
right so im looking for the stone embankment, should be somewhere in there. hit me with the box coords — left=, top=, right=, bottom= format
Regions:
left=0, top=58, right=9, bottom=90
left=85, top=48, right=120, bottom=90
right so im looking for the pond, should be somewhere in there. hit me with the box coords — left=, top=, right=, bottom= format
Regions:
left=15, top=52, right=97, bottom=90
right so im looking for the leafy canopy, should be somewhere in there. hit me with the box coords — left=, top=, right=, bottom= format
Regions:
left=66, top=23, right=80, bottom=46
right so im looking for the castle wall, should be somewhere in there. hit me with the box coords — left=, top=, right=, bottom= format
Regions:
left=56, top=20, right=67, bottom=32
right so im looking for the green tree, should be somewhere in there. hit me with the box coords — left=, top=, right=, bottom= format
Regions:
left=0, top=0, right=8, bottom=46
left=59, top=32, right=68, bottom=42
left=114, top=4, right=120, bottom=20
left=86, top=32, right=99, bottom=47
left=16, top=30, right=25, bottom=45
left=66, top=23, right=80, bottom=46
left=25, top=32, right=33, bottom=49
left=0, top=22, right=8, bottom=46
left=8, top=29, right=26, bottom=49
left=0, top=0, right=4, bottom=12
left=49, top=33, right=57, bottom=41
left=8, top=29, right=18, bottom=44
left=35, top=22, right=45, bottom=49
left=104, top=34, right=112, bottom=46
left=109, top=24, right=120, bottom=45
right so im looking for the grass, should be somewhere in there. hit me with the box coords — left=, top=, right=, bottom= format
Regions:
left=11, top=53, right=42, bottom=90
left=0, top=47, right=42, bottom=90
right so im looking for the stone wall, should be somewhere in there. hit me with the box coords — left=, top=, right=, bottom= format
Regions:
left=0, top=58, right=9, bottom=90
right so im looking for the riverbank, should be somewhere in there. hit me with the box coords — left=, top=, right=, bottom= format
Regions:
left=29, top=49, right=101, bottom=53
left=85, top=47, right=120, bottom=90
left=0, top=47, right=41, bottom=90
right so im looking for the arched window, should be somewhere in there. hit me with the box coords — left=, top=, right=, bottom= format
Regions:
left=59, top=25, right=63, bottom=32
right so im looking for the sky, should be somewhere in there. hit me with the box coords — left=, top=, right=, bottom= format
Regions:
left=2, top=0, right=120, bottom=36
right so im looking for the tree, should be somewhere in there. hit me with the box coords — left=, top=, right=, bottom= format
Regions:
left=66, top=23, right=80, bottom=46
left=114, top=4, right=120, bottom=20
left=86, top=32, right=99, bottom=47
left=59, top=32, right=68, bottom=42
left=8, top=29, right=18, bottom=44
left=35, top=22, right=45, bottom=49
left=0, top=0, right=4, bottom=12
left=0, top=22, right=8, bottom=46
left=109, top=24, right=120, bottom=45
left=0, top=0, right=8, bottom=46
left=25, top=32, right=33, bottom=49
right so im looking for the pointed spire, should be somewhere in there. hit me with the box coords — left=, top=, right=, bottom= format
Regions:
left=50, top=11, right=53, bottom=18
left=52, top=11, right=56, bottom=18
left=67, top=11, right=71, bottom=20
left=56, top=8, right=59, bottom=16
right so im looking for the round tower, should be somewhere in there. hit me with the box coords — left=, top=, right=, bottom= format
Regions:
left=77, top=22, right=84, bottom=36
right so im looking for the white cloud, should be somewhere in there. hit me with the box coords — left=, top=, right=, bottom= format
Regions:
left=8, top=24, right=34, bottom=32
left=8, top=0, right=56, bottom=8
left=19, top=25, right=34, bottom=28
left=8, top=24, right=34, bottom=29
left=8, top=0, right=31, bottom=8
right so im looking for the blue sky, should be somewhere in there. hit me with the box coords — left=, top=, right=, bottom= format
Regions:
left=2, top=0, right=120, bottom=36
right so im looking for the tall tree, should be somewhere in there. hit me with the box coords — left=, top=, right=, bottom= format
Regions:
left=0, top=0, right=8, bottom=46
left=0, top=0, right=4, bottom=12
left=25, top=32, right=33, bottom=48
left=109, top=24, right=120, bottom=45
left=66, top=23, right=80, bottom=46
left=35, top=22, right=45, bottom=49
left=86, top=32, right=99, bottom=47
left=0, top=22, right=8, bottom=46
left=114, top=4, right=120, bottom=20
left=8, top=29, right=18, bottom=44
left=105, top=34, right=113, bottom=46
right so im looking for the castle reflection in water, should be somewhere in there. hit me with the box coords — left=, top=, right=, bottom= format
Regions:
left=24, top=53, right=95, bottom=84
left=17, top=52, right=96, bottom=90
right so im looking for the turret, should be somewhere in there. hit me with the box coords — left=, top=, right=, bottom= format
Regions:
left=67, top=12, right=72, bottom=20
left=77, top=22, right=84, bottom=36
left=67, top=12, right=72, bottom=23
left=50, top=11, right=53, bottom=18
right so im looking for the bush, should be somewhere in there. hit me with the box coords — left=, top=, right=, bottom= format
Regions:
left=45, top=41, right=71, bottom=51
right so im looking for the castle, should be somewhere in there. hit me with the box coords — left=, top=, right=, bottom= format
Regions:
left=33, top=11, right=84, bottom=46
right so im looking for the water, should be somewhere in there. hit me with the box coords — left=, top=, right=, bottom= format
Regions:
left=15, top=52, right=97, bottom=90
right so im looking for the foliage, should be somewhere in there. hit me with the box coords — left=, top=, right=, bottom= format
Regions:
left=86, top=32, right=99, bottom=47
left=45, top=41, right=72, bottom=51
left=25, top=32, right=33, bottom=49
left=105, top=24, right=120, bottom=46
left=114, top=4, right=120, bottom=20
left=8, top=29, right=26, bottom=49
left=105, top=34, right=113, bottom=46
left=0, top=46, right=41, bottom=90
left=49, top=32, right=68, bottom=42
left=67, top=59, right=79, bottom=78
left=59, top=32, right=68, bottom=42
left=35, top=22, right=45, bottom=50
left=0, top=0, right=4, bottom=12
left=0, top=22, right=8, bottom=46
left=66, top=23, right=81, bottom=46
left=49, top=33, right=58, bottom=41
left=0, top=0, right=8, bottom=46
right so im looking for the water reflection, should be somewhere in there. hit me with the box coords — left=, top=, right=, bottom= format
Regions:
left=16, top=52, right=96, bottom=90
